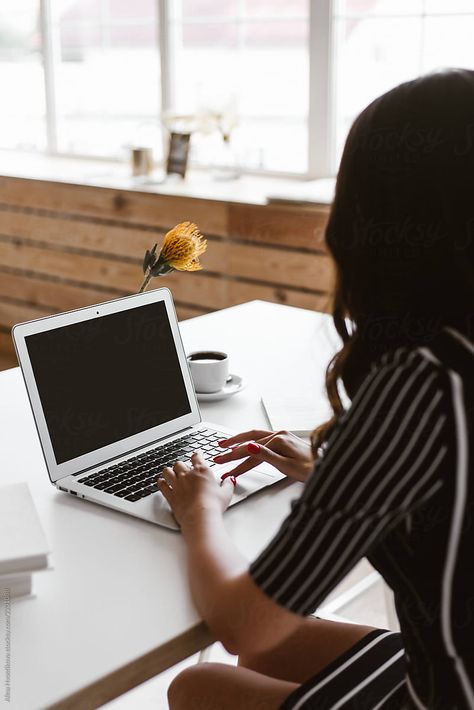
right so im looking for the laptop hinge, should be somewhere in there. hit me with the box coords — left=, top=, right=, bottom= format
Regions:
left=68, top=425, right=196, bottom=477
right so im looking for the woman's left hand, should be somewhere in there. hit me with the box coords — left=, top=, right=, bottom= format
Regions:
left=157, top=450, right=235, bottom=530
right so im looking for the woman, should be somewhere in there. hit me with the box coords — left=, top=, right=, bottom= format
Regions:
left=158, top=69, right=474, bottom=709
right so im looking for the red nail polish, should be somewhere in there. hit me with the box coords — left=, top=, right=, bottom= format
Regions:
left=230, top=476, right=237, bottom=486
left=220, top=472, right=230, bottom=481
left=247, top=442, right=260, bottom=454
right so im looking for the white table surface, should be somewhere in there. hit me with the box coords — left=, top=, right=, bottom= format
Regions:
left=0, top=300, right=340, bottom=710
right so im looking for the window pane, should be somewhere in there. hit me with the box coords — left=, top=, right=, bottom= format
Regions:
left=0, top=0, right=46, bottom=150
left=56, top=0, right=101, bottom=21
left=333, top=3, right=474, bottom=170
left=172, top=4, right=309, bottom=173
left=243, top=19, right=308, bottom=47
left=107, top=0, right=157, bottom=20
left=181, top=22, right=239, bottom=48
left=423, top=16, right=474, bottom=71
left=244, top=0, right=309, bottom=18
left=241, top=24, right=308, bottom=115
left=334, top=16, right=422, bottom=161
left=55, top=0, right=161, bottom=159
left=425, top=0, right=474, bottom=12
left=182, top=0, right=238, bottom=18
left=335, top=0, right=423, bottom=16
left=237, top=119, right=307, bottom=172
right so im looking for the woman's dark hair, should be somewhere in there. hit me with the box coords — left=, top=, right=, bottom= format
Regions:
left=312, top=69, right=474, bottom=453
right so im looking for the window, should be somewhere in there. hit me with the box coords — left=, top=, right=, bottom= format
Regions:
left=0, top=1, right=46, bottom=151
left=170, top=0, right=309, bottom=173
left=333, top=0, right=474, bottom=165
left=1, top=0, right=473, bottom=176
left=53, top=0, right=161, bottom=159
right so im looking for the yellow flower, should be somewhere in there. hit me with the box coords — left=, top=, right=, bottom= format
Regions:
left=160, top=222, right=207, bottom=272
left=138, top=222, right=207, bottom=293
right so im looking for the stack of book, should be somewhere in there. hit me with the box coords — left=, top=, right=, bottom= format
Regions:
left=0, top=482, right=50, bottom=598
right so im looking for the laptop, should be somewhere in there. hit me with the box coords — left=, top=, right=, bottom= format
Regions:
left=12, top=288, right=284, bottom=530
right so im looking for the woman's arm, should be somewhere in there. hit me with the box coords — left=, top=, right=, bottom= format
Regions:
left=214, top=428, right=315, bottom=482
left=158, top=456, right=302, bottom=656
left=159, top=352, right=450, bottom=654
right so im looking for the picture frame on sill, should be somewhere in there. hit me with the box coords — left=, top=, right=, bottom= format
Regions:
left=166, top=132, right=191, bottom=178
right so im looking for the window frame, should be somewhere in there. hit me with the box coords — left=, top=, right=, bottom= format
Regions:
left=37, top=0, right=334, bottom=178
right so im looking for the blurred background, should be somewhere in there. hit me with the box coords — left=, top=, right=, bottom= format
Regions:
left=1, top=1, right=473, bottom=374
left=0, top=5, right=472, bottom=701
left=2, top=0, right=474, bottom=177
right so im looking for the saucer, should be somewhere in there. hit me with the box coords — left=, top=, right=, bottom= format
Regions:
left=196, top=374, right=246, bottom=402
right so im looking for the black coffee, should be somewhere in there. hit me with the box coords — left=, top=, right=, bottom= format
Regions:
left=188, top=351, right=227, bottom=362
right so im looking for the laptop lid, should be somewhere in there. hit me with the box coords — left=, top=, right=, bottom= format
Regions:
left=12, top=288, right=201, bottom=484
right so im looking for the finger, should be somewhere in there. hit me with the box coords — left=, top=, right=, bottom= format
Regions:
left=162, top=466, right=176, bottom=487
left=214, top=442, right=254, bottom=464
left=224, top=457, right=259, bottom=479
left=173, top=460, right=190, bottom=474
left=220, top=473, right=237, bottom=487
left=218, top=429, right=272, bottom=448
left=157, top=478, right=172, bottom=502
left=214, top=434, right=275, bottom=464
left=245, top=441, right=287, bottom=469
left=191, top=449, right=208, bottom=468
left=219, top=475, right=236, bottom=509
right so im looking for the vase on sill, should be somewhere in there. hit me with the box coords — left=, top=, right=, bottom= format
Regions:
left=210, top=134, right=240, bottom=181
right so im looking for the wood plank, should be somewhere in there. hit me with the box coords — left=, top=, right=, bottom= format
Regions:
left=0, top=240, right=230, bottom=309
left=0, top=299, right=55, bottom=329
left=0, top=240, right=328, bottom=313
left=0, top=211, right=333, bottom=292
left=228, top=203, right=329, bottom=252
left=175, top=305, right=211, bottom=321
left=228, top=281, right=331, bottom=313
left=0, top=292, right=210, bottom=333
left=217, top=241, right=333, bottom=292
left=0, top=209, right=158, bottom=258
left=0, top=330, right=16, bottom=366
left=0, top=271, right=124, bottom=312
left=0, top=239, right=141, bottom=292
left=0, top=177, right=228, bottom=236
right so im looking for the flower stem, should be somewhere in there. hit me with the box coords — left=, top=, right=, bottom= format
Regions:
left=138, top=272, right=152, bottom=293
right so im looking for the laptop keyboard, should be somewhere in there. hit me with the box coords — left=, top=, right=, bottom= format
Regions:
left=76, top=428, right=230, bottom=503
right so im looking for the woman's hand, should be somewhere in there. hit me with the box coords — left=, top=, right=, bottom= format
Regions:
left=158, top=451, right=235, bottom=531
left=214, top=429, right=314, bottom=483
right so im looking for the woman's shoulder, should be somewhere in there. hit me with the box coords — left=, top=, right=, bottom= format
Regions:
left=362, top=344, right=445, bottom=400
left=367, top=327, right=472, bottom=389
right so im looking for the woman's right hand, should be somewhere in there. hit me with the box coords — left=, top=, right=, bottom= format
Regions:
left=214, top=429, right=315, bottom=483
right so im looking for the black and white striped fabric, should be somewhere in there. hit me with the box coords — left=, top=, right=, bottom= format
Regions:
left=249, top=328, right=473, bottom=709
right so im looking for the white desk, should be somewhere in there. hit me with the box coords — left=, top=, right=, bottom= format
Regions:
left=0, top=301, right=340, bottom=710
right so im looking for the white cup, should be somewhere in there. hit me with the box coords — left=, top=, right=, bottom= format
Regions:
left=187, top=351, right=229, bottom=393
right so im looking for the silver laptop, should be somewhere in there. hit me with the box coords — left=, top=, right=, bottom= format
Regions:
left=12, top=288, right=284, bottom=530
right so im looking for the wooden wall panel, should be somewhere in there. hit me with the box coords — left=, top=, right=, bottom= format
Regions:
left=0, top=176, right=332, bottom=365
left=0, top=299, right=52, bottom=330
left=0, top=271, right=119, bottom=313
left=0, top=177, right=228, bottom=235
left=0, top=330, right=16, bottom=369
left=228, top=203, right=329, bottom=252
left=0, top=209, right=332, bottom=292
left=200, top=239, right=333, bottom=292
left=0, top=209, right=158, bottom=257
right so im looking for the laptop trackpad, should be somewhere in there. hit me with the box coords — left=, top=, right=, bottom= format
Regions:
left=227, top=466, right=284, bottom=504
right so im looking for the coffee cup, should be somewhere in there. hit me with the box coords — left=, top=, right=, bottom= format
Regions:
left=187, top=351, right=229, bottom=393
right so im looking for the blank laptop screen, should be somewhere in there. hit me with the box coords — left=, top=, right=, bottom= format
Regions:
left=25, top=300, right=191, bottom=464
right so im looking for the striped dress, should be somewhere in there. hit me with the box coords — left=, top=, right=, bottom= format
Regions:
left=249, top=328, right=473, bottom=709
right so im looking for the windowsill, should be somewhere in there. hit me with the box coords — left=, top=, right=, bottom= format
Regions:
left=0, top=150, right=335, bottom=208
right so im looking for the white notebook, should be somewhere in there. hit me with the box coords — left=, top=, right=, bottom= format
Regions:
left=0, top=571, right=33, bottom=598
left=261, top=395, right=332, bottom=438
left=0, top=483, right=50, bottom=575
